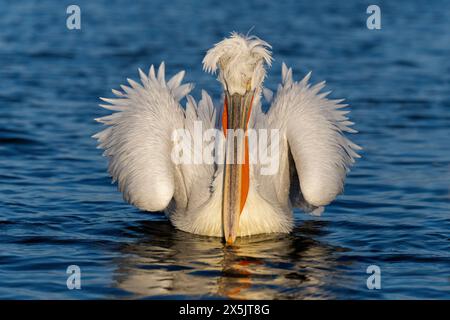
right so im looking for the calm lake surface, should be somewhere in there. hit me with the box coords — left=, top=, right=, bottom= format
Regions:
left=0, top=0, right=449, bottom=299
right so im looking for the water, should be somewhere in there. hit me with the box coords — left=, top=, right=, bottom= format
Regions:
left=0, top=0, right=449, bottom=299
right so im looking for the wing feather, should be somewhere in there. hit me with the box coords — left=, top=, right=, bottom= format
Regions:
left=267, top=63, right=361, bottom=208
left=93, top=63, right=193, bottom=212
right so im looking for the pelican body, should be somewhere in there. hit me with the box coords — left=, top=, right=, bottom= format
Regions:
left=94, top=33, right=360, bottom=244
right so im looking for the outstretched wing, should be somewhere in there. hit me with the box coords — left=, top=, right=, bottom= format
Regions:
left=266, top=63, right=361, bottom=211
left=93, top=63, right=195, bottom=212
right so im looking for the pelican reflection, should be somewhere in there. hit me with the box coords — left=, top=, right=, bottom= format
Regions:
left=113, top=218, right=348, bottom=299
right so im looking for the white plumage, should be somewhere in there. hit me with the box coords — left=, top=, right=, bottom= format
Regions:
left=94, top=33, right=360, bottom=240
left=203, top=33, right=272, bottom=95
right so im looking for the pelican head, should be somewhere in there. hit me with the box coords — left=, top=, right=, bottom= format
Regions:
left=203, top=33, right=273, bottom=244
left=203, top=32, right=272, bottom=95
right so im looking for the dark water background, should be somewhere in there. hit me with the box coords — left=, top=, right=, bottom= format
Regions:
left=0, top=0, right=449, bottom=299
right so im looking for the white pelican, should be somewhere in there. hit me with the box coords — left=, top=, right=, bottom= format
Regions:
left=94, top=33, right=360, bottom=244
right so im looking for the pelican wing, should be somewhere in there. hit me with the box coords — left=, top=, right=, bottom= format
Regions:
left=93, top=63, right=199, bottom=212
left=267, top=63, right=361, bottom=211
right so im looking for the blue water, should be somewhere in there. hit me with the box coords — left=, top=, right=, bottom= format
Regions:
left=0, top=0, right=449, bottom=299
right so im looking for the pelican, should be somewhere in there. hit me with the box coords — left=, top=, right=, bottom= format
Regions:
left=94, top=33, right=360, bottom=244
